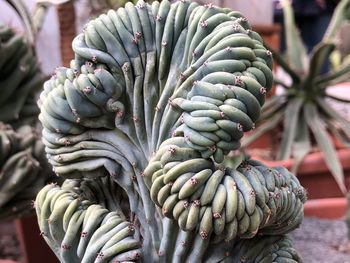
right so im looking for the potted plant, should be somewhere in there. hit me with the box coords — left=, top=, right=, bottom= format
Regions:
left=242, top=0, right=350, bottom=203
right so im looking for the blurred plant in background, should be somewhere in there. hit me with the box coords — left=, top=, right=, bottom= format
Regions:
left=243, top=0, right=350, bottom=251
left=243, top=0, right=350, bottom=191
left=0, top=1, right=56, bottom=221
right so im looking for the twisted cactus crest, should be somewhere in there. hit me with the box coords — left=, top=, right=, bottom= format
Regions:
left=35, top=1, right=307, bottom=262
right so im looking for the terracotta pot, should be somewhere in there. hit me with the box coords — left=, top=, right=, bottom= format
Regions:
left=304, top=198, right=348, bottom=219
left=15, top=215, right=58, bottom=263
left=244, top=132, right=274, bottom=149
left=253, top=148, right=350, bottom=199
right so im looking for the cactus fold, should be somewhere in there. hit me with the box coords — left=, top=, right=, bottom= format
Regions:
left=35, top=1, right=306, bottom=262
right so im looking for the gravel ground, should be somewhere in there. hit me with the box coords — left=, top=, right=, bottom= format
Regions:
left=291, top=217, right=350, bottom=263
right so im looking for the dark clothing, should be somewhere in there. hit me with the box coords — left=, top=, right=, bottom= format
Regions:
left=274, top=0, right=338, bottom=53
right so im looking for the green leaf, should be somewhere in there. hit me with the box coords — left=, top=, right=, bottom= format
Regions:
left=304, top=103, right=347, bottom=195
left=277, top=98, right=303, bottom=160
left=317, top=98, right=350, bottom=137
left=291, top=109, right=311, bottom=174
left=316, top=55, right=350, bottom=85
left=32, top=3, right=50, bottom=36
left=281, top=0, right=308, bottom=73
left=327, top=94, right=350, bottom=103
left=261, top=96, right=285, bottom=111
left=273, top=78, right=289, bottom=89
left=323, top=0, right=350, bottom=41
left=260, top=96, right=286, bottom=121
left=5, top=0, right=36, bottom=45
left=264, top=43, right=300, bottom=83
left=306, top=42, right=335, bottom=85
left=326, top=119, right=350, bottom=147
left=241, top=111, right=283, bottom=148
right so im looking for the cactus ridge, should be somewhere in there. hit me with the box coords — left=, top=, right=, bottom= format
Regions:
left=36, top=181, right=141, bottom=263
left=230, top=234, right=302, bottom=262
left=35, top=1, right=306, bottom=262
left=147, top=140, right=306, bottom=242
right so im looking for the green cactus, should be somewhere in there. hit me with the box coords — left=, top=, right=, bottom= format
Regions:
left=35, top=0, right=307, bottom=262
left=0, top=123, right=53, bottom=220
left=0, top=25, right=55, bottom=220
left=0, top=25, right=46, bottom=127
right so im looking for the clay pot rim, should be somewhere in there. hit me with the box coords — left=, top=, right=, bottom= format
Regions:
left=304, top=197, right=348, bottom=219
left=252, top=148, right=350, bottom=176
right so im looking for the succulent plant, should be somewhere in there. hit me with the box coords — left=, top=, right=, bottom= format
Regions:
left=242, top=0, right=350, bottom=195
left=0, top=25, right=46, bottom=127
left=0, top=123, right=54, bottom=220
left=35, top=0, right=307, bottom=262
left=0, top=24, right=56, bottom=220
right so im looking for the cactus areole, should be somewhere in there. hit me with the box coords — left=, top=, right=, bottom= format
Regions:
left=36, top=1, right=307, bottom=262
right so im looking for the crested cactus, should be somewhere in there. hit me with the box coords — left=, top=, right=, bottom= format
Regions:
left=35, top=1, right=307, bottom=262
